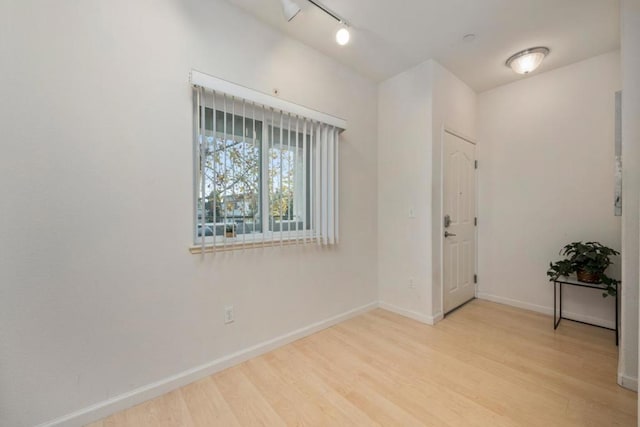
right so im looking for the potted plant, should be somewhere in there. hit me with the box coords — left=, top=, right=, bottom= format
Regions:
left=225, top=224, right=236, bottom=238
left=547, top=241, right=620, bottom=297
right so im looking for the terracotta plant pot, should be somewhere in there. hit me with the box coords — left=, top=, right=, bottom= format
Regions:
left=576, top=269, right=602, bottom=284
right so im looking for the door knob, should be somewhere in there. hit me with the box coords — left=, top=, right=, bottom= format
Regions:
left=444, top=231, right=456, bottom=238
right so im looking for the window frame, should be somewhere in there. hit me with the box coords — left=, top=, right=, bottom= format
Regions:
left=190, top=71, right=345, bottom=253
left=193, top=107, right=312, bottom=247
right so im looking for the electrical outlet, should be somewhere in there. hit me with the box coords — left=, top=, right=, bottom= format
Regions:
left=224, top=306, right=234, bottom=324
left=408, top=277, right=415, bottom=289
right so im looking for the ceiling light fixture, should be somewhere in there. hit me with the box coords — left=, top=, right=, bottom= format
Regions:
left=506, top=47, right=550, bottom=75
left=336, top=27, right=350, bottom=45
left=286, top=0, right=350, bottom=46
left=307, top=0, right=350, bottom=46
left=281, top=0, right=301, bottom=22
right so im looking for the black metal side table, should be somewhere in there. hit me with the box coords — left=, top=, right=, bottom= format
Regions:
left=553, top=276, right=618, bottom=345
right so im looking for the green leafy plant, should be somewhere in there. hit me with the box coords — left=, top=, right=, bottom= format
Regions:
left=547, top=241, right=620, bottom=297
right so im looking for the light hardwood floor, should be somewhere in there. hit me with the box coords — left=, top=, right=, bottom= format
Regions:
left=88, top=300, right=636, bottom=426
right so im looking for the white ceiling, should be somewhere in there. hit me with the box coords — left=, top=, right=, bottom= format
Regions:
left=226, top=0, right=620, bottom=92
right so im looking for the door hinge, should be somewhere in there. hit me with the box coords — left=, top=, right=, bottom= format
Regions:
left=474, top=217, right=477, bottom=226
left=474, top=274, right=477, bottom=284
left=474, top=160, right=478, bottom=169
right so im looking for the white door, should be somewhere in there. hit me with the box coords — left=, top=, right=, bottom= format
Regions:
left=443, top=131, right=476, bottom=313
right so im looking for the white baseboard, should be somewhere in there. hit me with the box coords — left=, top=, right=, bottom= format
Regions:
left=378, top=302, right=441, bottom=325
left=431, top=311, right=444, bottom=324
left=38, top=301, right=378, bottom=427
left=617, top=373, right=638, bottom=391
left=476, top=292, right=615, bottom=329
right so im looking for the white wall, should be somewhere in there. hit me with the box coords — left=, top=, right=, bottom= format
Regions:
left=620, top=0, right=640, bottom=394
left=377, top=61, right=434, bottom=322
left=377, top=60, right=476, bottom=322
left=0, top=1, right=378, bottom=426
left=477, top=52, right=622, bottom=330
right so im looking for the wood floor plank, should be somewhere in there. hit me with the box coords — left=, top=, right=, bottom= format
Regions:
left=240, top=355, right=352, bottom=426
left=89, top=300, right=636, bottom=427
left=354, top=308, right=634, bottom=426
left=180, top=376, right=240, bottom=427
left=150, top=390, right=195, bottom=427
left=321, top=323, right=521, bottom=426
left=213, top=365, right=286, bottom=426
left=295, top=339, right=486, bottom=427
left=264, top=347, right=382, bottom=426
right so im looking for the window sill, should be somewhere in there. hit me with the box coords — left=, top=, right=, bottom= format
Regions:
left=189, top=238, right=310, bottom=254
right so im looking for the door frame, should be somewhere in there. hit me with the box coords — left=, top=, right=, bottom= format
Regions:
left=438, top=126, right=478, bottom=317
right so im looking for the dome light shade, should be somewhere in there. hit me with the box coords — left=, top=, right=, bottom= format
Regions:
left=281, top=0, right=301, bottom=22
left=506, top=47, right=550, bottom=74
left=336, top=27, right=350, bottom=45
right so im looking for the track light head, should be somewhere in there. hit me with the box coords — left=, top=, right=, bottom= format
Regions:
left=336, top=27, right=350, bottom=46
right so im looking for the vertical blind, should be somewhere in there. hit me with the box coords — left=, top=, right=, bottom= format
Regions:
left=192, top=76, right=343, bottom=253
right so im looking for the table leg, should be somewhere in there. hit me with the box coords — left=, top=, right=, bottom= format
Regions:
left=615, top=285, right=619, bottom=346
left=558, top=283, right=562, bottom=323
left=554, top=281, right=561, bottom=330
left=553, top=281, right=556, bottom=329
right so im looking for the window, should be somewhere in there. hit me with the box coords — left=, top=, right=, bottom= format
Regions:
left=197, top=105, right=263, bottom=239
left=192, top=79, right=342, bottom=252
